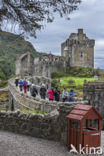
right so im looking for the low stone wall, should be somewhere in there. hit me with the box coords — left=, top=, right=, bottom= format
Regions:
left=0, top=101, right=88, bottom=144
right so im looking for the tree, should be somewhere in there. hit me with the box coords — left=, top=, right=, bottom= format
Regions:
left=0, top=0, right=81, bottom=37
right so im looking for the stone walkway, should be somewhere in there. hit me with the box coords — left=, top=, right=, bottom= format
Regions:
left=0, top=131, right=104, bottom=156
left=16, top=84, right=44, bottom=100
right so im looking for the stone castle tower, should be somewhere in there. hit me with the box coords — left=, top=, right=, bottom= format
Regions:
left=61, top=29, right=95, bottom=68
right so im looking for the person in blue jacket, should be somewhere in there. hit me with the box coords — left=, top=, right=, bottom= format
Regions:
left=19, top=79, right=23, bottom=92
left=68, top=90, right=75, bottom=102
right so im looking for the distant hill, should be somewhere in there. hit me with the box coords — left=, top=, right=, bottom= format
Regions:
left=0, top=30, right=39, bottom=79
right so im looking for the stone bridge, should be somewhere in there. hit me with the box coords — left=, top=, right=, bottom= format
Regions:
left=8, top=78, right=59, bottom=113
left=7, top=78, right=88, bottom=144
left=8, top=78, right=84, bottom=113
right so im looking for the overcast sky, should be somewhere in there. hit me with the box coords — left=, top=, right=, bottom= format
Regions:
left=27, top=0, right=104, bottom=69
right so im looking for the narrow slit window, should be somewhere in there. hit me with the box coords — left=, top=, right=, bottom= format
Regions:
left=80, top=52, right=83, bottom=58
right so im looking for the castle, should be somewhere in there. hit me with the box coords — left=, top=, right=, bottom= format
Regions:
left=16, top=29, right=95, bottom=78
left=61, top=29, right=95, bottom=67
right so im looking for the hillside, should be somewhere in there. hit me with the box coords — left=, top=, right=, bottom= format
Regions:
left=0, top=30, right=38, bottom=79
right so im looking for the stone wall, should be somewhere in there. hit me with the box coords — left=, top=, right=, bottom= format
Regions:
left=16, top=52, right=34, bottom=76
left=29, top=76, right=51, bottom=89
left=83, top=81, right=104, bottom=128
left=34, top=54, right=70, bottom=78
left=0, top=101, right=88, bottom=144
left=16, top=52, right=70, bottom=78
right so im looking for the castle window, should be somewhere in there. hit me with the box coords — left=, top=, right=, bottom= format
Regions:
left=80, top=52, right=83, bottom=58
left=55, top=58, right=58, bottom=61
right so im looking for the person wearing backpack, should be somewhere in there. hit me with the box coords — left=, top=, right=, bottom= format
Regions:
left=40, top=84, right=46, bottom=99
left=30, top=84, right=38, bottom=97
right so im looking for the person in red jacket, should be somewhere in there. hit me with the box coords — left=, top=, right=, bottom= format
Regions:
left=47, top=87, right=54, bottom=101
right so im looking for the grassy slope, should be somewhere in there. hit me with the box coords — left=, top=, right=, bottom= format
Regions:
left=0, top=30, right=38, bottom=79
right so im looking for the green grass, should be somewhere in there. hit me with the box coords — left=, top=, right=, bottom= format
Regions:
left=52, top=76, right=96, bottom=98
left=60, top=77, right=95, bottom=86
left=0, top=106, right=6, bottom=111
left=0, top=107, right=45, bottom=114
left=21, top=109, right=45, bottom=115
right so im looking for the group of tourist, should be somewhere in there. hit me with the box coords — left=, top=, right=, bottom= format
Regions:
left=15, top=77, right=75, bottom=102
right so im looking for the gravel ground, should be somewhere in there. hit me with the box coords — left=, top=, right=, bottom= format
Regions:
left=0, top=131, right=104, bottom=156
left=0, top=131, right=70, bottom=156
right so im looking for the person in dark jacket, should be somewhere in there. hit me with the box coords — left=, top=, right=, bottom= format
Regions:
left=30, top=84, right=38, bottom=97
left=27, top=80, right=31, bottom=91
left=54, top=87, right=60, bottom=101
left=15, top=77, right=19, bottom=87
left=40, top=84, right=46, bottom=99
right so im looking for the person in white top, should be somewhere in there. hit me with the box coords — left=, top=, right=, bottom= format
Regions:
left=62, top=88, right=68, bottom=102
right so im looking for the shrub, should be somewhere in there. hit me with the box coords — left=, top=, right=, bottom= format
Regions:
left=51, top=66, right=104, bottom=79
left=68, top=80, right=75, bottom=84
left=51, top=71, right=67, bottom=79
left=51, top=79, right=58, bottom=87
left=0, top=80, right=8, bottom=88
